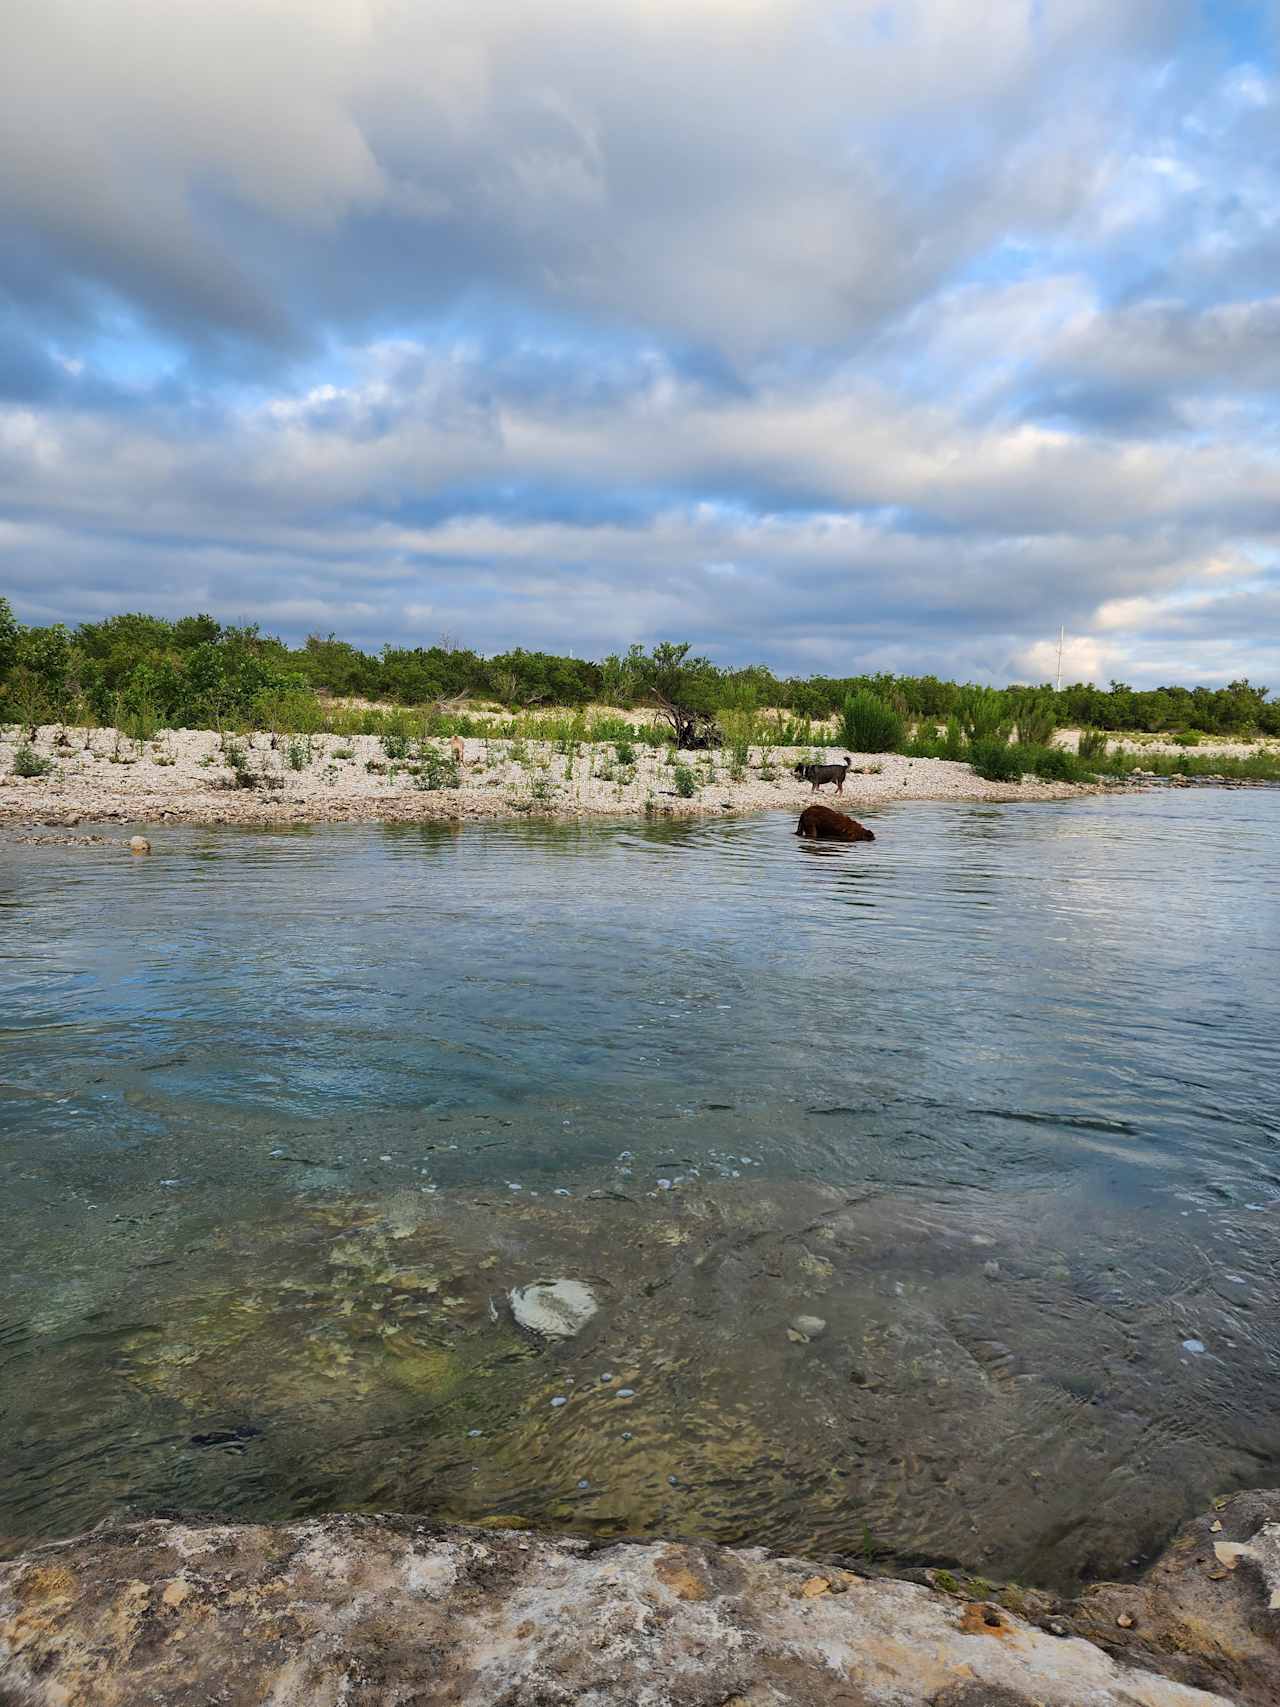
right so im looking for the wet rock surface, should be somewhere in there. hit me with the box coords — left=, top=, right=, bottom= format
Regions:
left=4, top=1501, right=1275, bottom=1706
left=1070, top=1489, right=1280, bottom=1707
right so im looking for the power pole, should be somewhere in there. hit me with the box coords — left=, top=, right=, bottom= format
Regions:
left=1055, top=625, right=1064, bottom=693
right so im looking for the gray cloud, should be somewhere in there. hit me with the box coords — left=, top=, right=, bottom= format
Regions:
left=3, top=0, right=1280, bottom=691
left=0, top=0, right=1193, bottom=361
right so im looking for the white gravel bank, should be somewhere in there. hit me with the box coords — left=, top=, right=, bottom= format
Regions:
left=0, top=722, right=1098, bottom=827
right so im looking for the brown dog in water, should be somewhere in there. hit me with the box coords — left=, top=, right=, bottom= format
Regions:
left=796, top=804, right=875, bottom=842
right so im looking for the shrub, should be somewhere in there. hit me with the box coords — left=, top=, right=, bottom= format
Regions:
left=1029, top=745, right=1081, bottom=782
left=941, top=716, right=967, bottom=760
left=1173, top=730, right=1202, bottom=747
left=955, top=686, right=1010, bottom=744
left=673, top=764, right=697, bottom=797
left=12, top=744, right=52, bottom=778
left=415, top=749, right=460, bottom=790
left=840, top=691, right=905, bottom=753
left=285, top=735, right=312, bottom=771
left=381, top=730, right=411, bottom=761
left=969, top=738, right=1025, bottom=783
left=615, top=739, right=636, bottom=766
left=1014, top=692, right=1056, bottom=747
left=1078, top=728, right=1108, bottom=762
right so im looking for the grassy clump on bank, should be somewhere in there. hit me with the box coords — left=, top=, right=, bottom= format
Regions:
left=964, top=739, right=1280, bottom=787
left=11, top=743, right=53, bottom=778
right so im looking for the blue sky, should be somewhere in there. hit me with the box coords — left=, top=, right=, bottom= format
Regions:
left=2, top=0, right=1279, bottom=686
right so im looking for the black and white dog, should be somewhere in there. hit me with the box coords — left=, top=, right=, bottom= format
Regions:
left=793, top=756, right=853, bottom=793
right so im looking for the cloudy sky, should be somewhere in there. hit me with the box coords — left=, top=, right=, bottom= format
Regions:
left=3, top=0, right=1279, bottom=685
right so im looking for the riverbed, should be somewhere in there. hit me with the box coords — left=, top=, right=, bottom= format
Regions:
left=2, top=791, right=1277, bottom=1590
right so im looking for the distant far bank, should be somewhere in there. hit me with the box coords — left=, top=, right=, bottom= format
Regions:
left=2, top=605, right=1278, bottom=744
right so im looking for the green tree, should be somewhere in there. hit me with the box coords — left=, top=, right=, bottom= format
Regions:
left=605, top=642, right=723, bottom=748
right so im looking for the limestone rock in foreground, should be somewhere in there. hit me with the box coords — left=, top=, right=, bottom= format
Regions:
left=7, top=1503, right=1278, bottom=1707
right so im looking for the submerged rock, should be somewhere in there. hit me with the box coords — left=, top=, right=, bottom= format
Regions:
left=1, top=1503, right=1270, bottom=1706
left=789, top=1313, right=827, bottom=1340
left=509, top=1278, right=598, bottom=1339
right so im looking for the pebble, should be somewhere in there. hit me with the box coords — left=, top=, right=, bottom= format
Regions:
left=468, top=1429, right=483, bottom=1438
left=668, top=1475, right=679, bottom=1486
left=621, top=1431, right=633, bottom=1441
left=577, top=1479, right=590, bottom=1489
left=790, top=1315, right=827, bottom=1340
left=1182, top=1338, right=1207, bottom=1355
left=657, top=1178, right=673, bottom=1190
left=550, top=1396, right=567, bottom=1408
left=983, top=1261, right=1001, bottom=1279
left=128, top=835, right=151, bottom=854
left=616, top=1388, right=635, bottom=1398
left=600, top=1372, right=614, bottom=1382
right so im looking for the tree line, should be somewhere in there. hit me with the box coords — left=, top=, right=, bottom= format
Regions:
left=1, top=600, right=1276, bottom=737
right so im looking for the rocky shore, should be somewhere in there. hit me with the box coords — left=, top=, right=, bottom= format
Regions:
left=3, top=1493, right=1278, bottom=1705
left=0, top=723, right=1094, bottom=828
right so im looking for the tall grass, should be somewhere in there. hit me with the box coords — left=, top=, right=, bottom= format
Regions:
left=1098, top=749, right=1280, bottom=781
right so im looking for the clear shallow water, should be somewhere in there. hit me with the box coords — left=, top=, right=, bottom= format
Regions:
left=2, top=792, right=1279, bottom=1586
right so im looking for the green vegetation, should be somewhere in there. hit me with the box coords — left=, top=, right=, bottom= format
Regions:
left=1013, top=690, right=1056, bottom=747
left=414, top=748, right=460, bottom=790
left=968, top=738, right=1026, bottom=783
left=11, top=743, right=53, bottom=778
left=840, top=690, right=905, bottom=753
left=673, top=764, right=698, bottom=797
left=955, top=685, right=1012, bottom=745
left=1097, top=749, right=1280, bottom=781
left=1, top=596, right=1278, bottom=742
left=220, top=739, right=260, bottom=787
